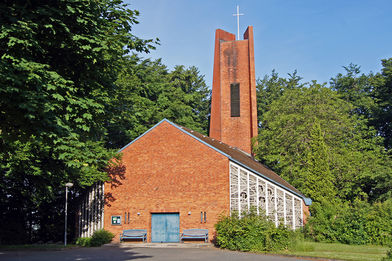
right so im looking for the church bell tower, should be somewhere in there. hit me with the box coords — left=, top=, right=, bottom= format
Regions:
left=209, top=26, right=258, bottom=155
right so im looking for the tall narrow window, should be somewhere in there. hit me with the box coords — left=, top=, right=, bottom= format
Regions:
left=231, top=83, right=240, bottom=117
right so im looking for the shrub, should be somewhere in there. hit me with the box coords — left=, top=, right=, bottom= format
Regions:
left=215, top=210, right=298, bottom=252
left=89, top=229, right=114, bottom=247
left=75, top=229, right=114, bottom=247
left=75, top=237, right=91, bottom=247
left=365, top=200, right=392, bottom=245
left=304, top=199, right=392, bottom=245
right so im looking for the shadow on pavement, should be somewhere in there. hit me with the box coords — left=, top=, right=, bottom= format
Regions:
left=0, top=246, right=153, bottom=261
left=0, top=245, right=310, bottom=261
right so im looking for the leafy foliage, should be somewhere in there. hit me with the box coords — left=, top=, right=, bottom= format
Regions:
left=331, top=59, right=392, bottom=150
left=255, top=84, right=392, bottom=202
left=90, top=229, right=115, bottom=246
left=215, top=210, right=298, bottom=252
left=330, top=64, right=376, bottom=119
left=305, top=199, right=392, bottom=246
left=75, top=229, right=114, bottom=247
left=256, top=70, right=304, bottom=126
left=0, top=0, right=155, bottom=244
left=372, top=58, right=392, bottom=150
left=75, top=237, right=92, bottom=247
left=105, top=55, right=210, bottom=148
left=255, top=65, right=392, bottom=248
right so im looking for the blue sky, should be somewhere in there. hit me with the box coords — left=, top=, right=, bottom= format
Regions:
left=125, top=0, right=392, bottom=88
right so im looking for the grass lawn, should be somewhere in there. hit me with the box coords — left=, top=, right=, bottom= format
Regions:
left=276, top=241, right=390, bottom=261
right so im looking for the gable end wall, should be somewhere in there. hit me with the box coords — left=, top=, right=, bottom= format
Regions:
left=104, top=121, right=230, bottom=242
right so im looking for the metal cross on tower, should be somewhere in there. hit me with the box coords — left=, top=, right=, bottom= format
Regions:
left=233, top=5, right=244, bottom=40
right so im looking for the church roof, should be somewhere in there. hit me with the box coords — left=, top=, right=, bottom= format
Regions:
left=119, top=119, right=312, bottom=205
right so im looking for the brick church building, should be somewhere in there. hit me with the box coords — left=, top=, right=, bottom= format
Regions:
left=78, top=26, right=311, bottom=243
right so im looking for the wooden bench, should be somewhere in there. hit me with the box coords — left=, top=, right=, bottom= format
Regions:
left=180, top=229, right=208, bottom=243
left=120, top=229, right=147, bottom=242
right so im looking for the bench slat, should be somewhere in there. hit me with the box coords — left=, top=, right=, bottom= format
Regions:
left=120, top=229, right=147, bottom=243
left=181, top=229, right=208, bottom=243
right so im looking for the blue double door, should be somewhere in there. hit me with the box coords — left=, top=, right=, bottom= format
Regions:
left=151, top=213, right=180, bottom=243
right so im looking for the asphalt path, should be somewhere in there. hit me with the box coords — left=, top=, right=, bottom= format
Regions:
left=0, top=246, right=314, bottom=261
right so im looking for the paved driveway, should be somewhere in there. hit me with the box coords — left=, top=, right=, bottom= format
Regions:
left=0, top=246, right=312, bottom=261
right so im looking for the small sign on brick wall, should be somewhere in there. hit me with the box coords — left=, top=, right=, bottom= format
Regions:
left=111, top=215, right=121, bottom=225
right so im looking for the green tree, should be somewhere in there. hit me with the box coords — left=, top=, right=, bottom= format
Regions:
left=305, top=199, right=392, bottom=245
left=106, top=55, right=210, bottom=149
left=372, top=58, right=392, bottom=149
left=0, top=0, right=154, bottom=243
left=255, top=84, right=391, bottom=202
left=330, top=63, right=376, bottom=119
left=105, top=56, right=169, bottom=148
left=166, top=65, right=210, bottom=134
left=331, top=59, right=392, bottom=150
left=256, top=70, right=304, bottom=126
left=300, top=120, right=335, bottom=202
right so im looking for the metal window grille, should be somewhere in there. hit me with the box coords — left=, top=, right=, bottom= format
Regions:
left=229, top=162, right=304, bottom=229
left=230, top=165, right=239, bottom=214
left=276, top=189, right=285, bottom=224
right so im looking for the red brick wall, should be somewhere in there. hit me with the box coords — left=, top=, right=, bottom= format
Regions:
left=244, top=27, right=258, bottom=143
left=210, top=26, right=258, bottom=155
left=210, top=29, right=236, bottom=142
left=104, top=121, right=230, bottom=242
